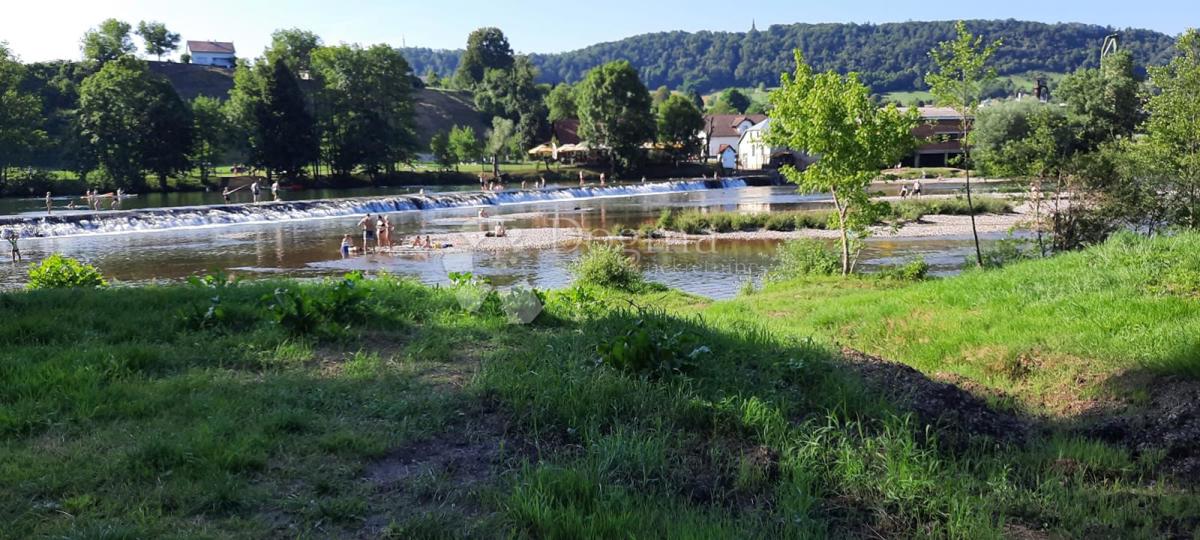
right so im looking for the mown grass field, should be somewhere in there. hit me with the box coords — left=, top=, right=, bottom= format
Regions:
left=1, top=233, right=1198, bottom=538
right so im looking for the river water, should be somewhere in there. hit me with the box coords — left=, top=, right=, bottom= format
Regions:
left=0, top=180, right=1007, bottom=298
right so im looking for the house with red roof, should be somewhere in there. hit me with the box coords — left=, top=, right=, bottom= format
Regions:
left=186, top=41, right=236, bottom=68
left=697, top=114, right=767, bottom=159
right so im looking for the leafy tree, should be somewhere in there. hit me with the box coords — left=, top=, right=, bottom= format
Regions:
left=78, top=57, right=192, bottom=190
left=448, top=124, right=481, bottom=171
left=485, top=117, right=517, bottom=178
left=976, top=104, right=1071, bottom=255
left=136, top=21, right=180, bottom=61
left=311, top=44, right=418, bottom=179
left=546, top=83, right=577, bottom=122
left=81, top=19, right=136, bottom=65
left=767, top=51, right=918, bottom=275
left=0, top=43, right=47, bottom=186
left=711, top=88, right=751, bottom=113
left=473, top=56, right=548, bottom=150
left=229, top=58, right=317, bottom=180
left=190, top=96, right=227, bottom=187
left=454, top=27, right=514, bottom=88
left=651, top=85, right=672, bottom=106
left=429, top=131, right=454, bottom=170
left=926, top=20, right=1001, bottom=268
left=577, top=60, right=655, bottom=173
left=656, top=93, right=704, bottom=165
left=1056, top=50, right=1144, bottom=150
left=266, top=28, right=323, bottom=76
left=424, top=67, right=442, bottom=88
left=141, top=76, right=194, bottom=191
left=1141, top=29, right=1200, bottom=227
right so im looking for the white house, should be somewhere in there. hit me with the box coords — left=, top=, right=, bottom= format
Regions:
left=186, top=41, right=236, bottom=68
left=697, top=114, right=766, bottom=159
left=718, top=145, right=737, bottom=170
left=737, top=119, right=808, bottom=171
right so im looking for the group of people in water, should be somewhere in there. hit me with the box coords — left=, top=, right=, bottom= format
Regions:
left=42, top=189, right=125, bottom=215
left=898, top=179, right=925, bottom=199
left=222, top=180, right=280, bottom=204
left=342, top=213, right=453, bottom=257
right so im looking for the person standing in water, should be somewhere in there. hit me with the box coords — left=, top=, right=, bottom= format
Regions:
left=358, top=213, right=377, bottom=253
left=377, top=215, right=393, bottom=250
left=271, top=180, right=280, bottom=201
left=3, top=229, right=19, bottom=262
left=112, top=188, right=123, bottom=210
left=340, top=234, right=354, bottom=258
left=45, top=192, right=53, bottom=215
left=250, top=181, right=261, bottom=203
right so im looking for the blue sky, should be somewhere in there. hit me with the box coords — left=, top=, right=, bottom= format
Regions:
left=1, top=0, right=1195, bottom=62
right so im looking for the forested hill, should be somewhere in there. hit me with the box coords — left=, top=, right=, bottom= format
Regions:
left=401, top=19, right=1177, bottom=93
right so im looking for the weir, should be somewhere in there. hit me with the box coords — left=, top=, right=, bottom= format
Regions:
left=0, top=178, right=747, bottom=238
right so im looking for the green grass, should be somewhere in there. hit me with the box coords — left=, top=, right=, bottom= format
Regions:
left=2, top=235, right=1199, bottom=537
left=708, top=232, right=1200, bottom=402
left=654, top=196, right=1011, bottom=235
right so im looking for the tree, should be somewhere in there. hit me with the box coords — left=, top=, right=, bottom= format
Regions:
left=1141, top=29, right=1200, bottom=227
left=266, top=29, right=323, bottom=76
left=1056, top=50, right=1144, bottom=150
left=448, top=124, right=481, bottom=171
left=311, top=44, right=418, bottom=179
left=651, top=85, right=672, bottom=106
left=136, top=21, right=180, bottom=61
left=926, top=20, right=1001, bottom=268
left=546, top=83, right=577, bottom=122
left=656, top=94, right=704, bottom=165
left=81, top=19, right=135, bottom=65
left=141, top=77, right=194, bottom=191
left=78, top=57, right=191, bottom=190
left=485, top=117, right=517, bottom=179
left=190, top=96, right=227, bottom=187
left=0, top=43, right=47, bottom=187
left=229, top=58, right=317, bottom=180
left=711, top=88, right=751, bottom=114
left=473, top=56, right=547, bottom=151
left=429, top=132, right=454, bottom=170
left=767, top=51, right=918, bottom=275
left=576, top=61, right=655, bottom=174
left=454, top=27, right=514, bottom=89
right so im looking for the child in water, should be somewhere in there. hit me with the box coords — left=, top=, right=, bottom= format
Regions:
left=3, top=229, right=19, bottom=262
left=340, top=234, right=354, bottom=258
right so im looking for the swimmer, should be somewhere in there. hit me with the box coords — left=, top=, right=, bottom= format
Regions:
left=3, top=229, right=19, bottom=262
left=411, top=236, right=422, bottom=248
left=377, top=215, right=392, bottom=249
left=340, top=234, right=354, bottom=258
left=423, top=235, right=432, bottom=249
left=358, top=213, right=377, bottom=253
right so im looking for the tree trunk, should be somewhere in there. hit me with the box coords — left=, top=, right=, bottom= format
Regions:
left=831, top=188, right=851, bottom=276
left=158, top=173, right=169, bottom=193
left=491, top=155, right=500, bottom=180
left=961, top=117, right=983, bottom=267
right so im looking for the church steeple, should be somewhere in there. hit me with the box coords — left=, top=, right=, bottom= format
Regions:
left=751, top=19, right=758, bottom=33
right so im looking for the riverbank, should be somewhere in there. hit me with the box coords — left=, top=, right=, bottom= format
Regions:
left=2, top=233, right=1196, bottom=537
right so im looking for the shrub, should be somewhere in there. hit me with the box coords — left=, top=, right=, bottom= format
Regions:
left=655, top=208, right=676, bottom=230
left=27, top=254, right=108, bottom=290
left=570, top=244, right=643, bottom=290
left=596, top=313, right=709, bottom=379
left=877, top=257, right=930, bottom=281
left=978, top=236, right=1034, bottom=269
left=766, top=239, right=839, bottom=281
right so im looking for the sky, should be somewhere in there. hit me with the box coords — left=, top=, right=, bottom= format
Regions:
left=1, top=0, right=1195, bottom=62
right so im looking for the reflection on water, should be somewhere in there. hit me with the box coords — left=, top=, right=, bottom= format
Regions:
left=0, top=186, right=1017, bottom=299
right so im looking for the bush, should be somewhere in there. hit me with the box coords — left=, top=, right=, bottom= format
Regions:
left=27, top=254, right=108, bottom=290
left=570, top=244, right=644, bottom=290
left=766, top=239, right=839, bottom=281
left=655, top=209, right=676, bottom=230
left=877, top=257, right=930, bottom=281
left=977, top=236, right=1034, bottom=269
left=596, top=312, right=709, bottom=379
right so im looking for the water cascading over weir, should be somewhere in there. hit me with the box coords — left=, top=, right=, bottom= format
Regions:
left=0, top=179, right=748, bottom=238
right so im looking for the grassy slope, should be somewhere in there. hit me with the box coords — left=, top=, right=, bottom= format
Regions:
left=704, top=232, right=1200, bottom=409
left=2, top=236, right=1199, bottom=537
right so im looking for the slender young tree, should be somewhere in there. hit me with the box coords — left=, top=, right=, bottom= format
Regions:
left=448, top=124, right=481, bottom=172
left=768, top=51, right=918, bottom=275
left=926, top=21, right=1002, bottom=267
